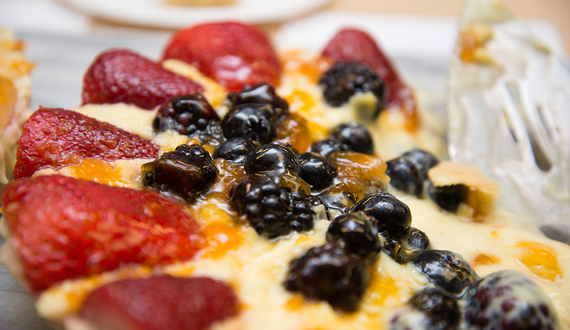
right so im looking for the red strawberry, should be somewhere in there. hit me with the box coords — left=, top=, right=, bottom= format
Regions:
left=80, top=275, right=239, bottom=330
left=13, top=107, right=159, bottom=179
left=162, top=22, right=281, bottom=91
left=322, top=29, right=419, bottom=130
left=82, top=49, right=203, bottom=110
left=1, top=175, right=203, bottom=293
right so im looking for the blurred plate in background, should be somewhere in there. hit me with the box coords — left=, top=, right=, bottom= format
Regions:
left=56, top=0, right=331, bottom=28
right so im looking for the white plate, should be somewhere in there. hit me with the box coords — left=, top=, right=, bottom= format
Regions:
left=56, top=0, right=331, bottom=28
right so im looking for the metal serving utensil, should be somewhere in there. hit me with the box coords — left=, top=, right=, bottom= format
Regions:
left=447, top=0, right=570, bottom=244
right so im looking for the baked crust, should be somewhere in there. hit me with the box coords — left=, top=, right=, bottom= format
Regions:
left=0, top=29, right=33, bottom=188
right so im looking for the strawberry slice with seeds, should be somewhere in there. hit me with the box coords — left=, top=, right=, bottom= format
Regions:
left=13, top=107, right=159, bottom=179
left=162, top=22, right=281, bottom=91
left=1, top=175, right=203, bottom=293
left=82, top=49, right=203, bottom=110
left=80, top=275, right=239, bottom=330
left=322, top=29, right=419, bottom=130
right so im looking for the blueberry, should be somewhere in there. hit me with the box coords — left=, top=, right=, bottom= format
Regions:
left=330, top=122, right=374, bottom=155
left=229, top=174, right=314, bottom=238
left=153, top=94, right=219, bottom=135
left=402, top=149, right=439, bottom=181
left=386, top=156, right=423, bottom=196
left=298, top=152, right=337, bottom=190
left=405, top=228, right=431, bottom=256
left=284, top=243, right=368, bottom=312
left=227, top=82, right=288, bottom=118
left=464, top=270, right=560, bottom=330
left=412, top=250, right=478, bottom=296
left=141, top=144, right=217, bottom=201
left=221, top=103, right=276, bottom=144
left=326, top=212, right=381, bottom=262
left=320, top=61, right=387, bottom=118
left=309, top=139, right=343, bottom=158
left=213, top=137, right=257, bottom=163
left=429, top=183, right=468, bottom=213
left=351, top=193, right=412, bottom=239
left=318, top=191, right=359, bottom=214
left=383, top=227, right=430, bottom=264
left=245, top=144, right=300, bottom=175
left=406, top=288, right=461, bottom=330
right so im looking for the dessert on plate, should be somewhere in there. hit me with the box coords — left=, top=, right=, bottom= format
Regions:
left=1, top=2, right=570, bottom=330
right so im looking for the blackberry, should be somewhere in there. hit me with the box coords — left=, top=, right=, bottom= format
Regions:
left=329, top=122, right=374, bottom=155
left=464, top=270, right=560, bottom=330
left=284, top=243, right=368, bottom=312
left=221, top=103, right=277, bottom=144
left=412, top=250, right=478, bottom=297
left=352, top=193, right=412, bottom=239
left=245, top=144, right=300, bottom=176
left=229, top=174, right=314, bottom=238
left=309, top=139, right=343, bottom=158
left=153, top=94, right=219, bottom=135
left=429, top=183, right=468, bottom=213
left=326, top=212, right=381, bottom=262
left=213, top=137, right=258, bottom=163
left=391, top=288, right=460, bottom=330
left=320, top=61, right=387, bottom=118
left=281, top=185, right=315, bottom=233
left=141, top=144, right=217, bottom=201
left=386, top=156, right=423, bottom=196
left=226, top=82, right=288, bottom=118
left=402, top=149, right=439, bottom=181
left=298, top=152, right=337, bottom=191
left=383, top=227, right=431, bottom=264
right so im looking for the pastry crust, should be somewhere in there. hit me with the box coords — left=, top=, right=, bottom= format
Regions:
left=0, top=29, right=33, bottom=188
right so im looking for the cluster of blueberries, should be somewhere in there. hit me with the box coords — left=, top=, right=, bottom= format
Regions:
left=139, top=62, right=558, bottom=329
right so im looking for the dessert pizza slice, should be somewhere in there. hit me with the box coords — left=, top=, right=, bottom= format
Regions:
left=1, top=17, right=569, bottom=330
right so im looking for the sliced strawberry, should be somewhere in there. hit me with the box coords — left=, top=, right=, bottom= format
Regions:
left=13, top=107, right=159, bottom=179
left=162, top=22, right=281, bottom=91
left=80, top=275, right=239, bottom=330
left=82, top=49, right=203, bottom=110
left=1, top=175, right=203, bottom=293
left=322, top=29, right=419, bottom=130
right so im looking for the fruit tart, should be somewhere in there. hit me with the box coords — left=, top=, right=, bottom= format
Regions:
left=1, top=17, right=570, bottom=330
